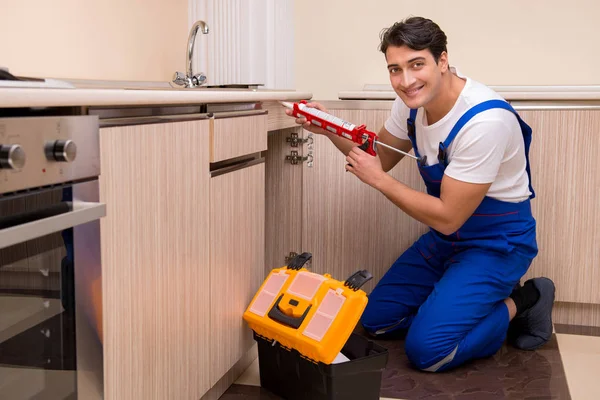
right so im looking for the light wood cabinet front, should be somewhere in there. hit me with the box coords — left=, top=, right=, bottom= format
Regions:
left=519, top=109, right=600, bottom=304
left=99, top=120, right=211, bottom=400
left=264, top=127, right=305, bottom=272
left=210, top=114, right=267, bottom=162
left=209, top=162, right=265, bottom=385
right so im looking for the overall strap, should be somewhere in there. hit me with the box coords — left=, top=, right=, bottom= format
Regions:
left=438, top=99, right=536, bottom=199
left=406, top=109, right=422, bottom=159
left=442, top=100, right=513, bottom=149
left=438, top=100, right=514, bottom=164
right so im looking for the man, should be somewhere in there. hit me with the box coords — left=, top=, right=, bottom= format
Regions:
left=286, top=16, right=555, bottom=372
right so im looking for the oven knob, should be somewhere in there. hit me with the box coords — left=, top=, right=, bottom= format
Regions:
left=46, top=140, right=77, bottom=162
left=0, top=144, right=26, bottom=170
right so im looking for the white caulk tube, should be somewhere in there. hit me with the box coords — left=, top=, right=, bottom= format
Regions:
left=280, top=101, right=357, bottom=134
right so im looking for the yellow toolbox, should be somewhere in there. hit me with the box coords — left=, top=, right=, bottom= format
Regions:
left=243, top=252, right=374, bottom=365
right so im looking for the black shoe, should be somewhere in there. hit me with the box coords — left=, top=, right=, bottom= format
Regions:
left=507, top=277, right=555, bottom=350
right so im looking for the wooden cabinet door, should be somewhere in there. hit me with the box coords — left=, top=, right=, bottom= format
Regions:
left=99, top=120, right=211, bottom=400
left=209, top=162, right=265, bottom=385
left=519, top=109, right=600, bottom=304
left=301, top=108, right=427, bottom=293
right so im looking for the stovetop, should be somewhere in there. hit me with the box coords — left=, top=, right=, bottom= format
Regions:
left=0, top=68, right=74, bottom=89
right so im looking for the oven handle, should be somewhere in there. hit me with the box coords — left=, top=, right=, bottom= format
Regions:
left=0, top=201, right=106, bottom=250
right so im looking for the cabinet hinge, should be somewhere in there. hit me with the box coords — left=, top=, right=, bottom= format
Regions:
left=286, top=132, right=309, bottom=147
left=284, top=132, right=313, bottom=167
left=285, top=151, right=312, bottom=165
left=306, top=133, right=314, bottom=167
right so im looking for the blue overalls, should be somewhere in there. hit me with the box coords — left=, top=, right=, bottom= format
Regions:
left=360, top=100, right=538, bottom=372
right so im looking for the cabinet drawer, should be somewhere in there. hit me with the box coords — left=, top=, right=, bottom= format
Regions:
left=210, top=114, right=267, bottom=162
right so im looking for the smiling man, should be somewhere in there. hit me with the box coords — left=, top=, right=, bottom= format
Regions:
left=286, top=16, right=556, bottom=372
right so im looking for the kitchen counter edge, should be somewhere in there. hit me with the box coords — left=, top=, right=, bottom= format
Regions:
left=0, top=88, right=313, bottom=108
left=338, top=87, right=600, bottom=101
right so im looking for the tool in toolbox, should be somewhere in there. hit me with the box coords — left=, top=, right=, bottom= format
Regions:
left=280, top=100, right=422, bottom=161
left=243, top=252, right=373, bottom=365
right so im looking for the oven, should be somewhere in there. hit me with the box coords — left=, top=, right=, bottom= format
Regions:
left=0, top=114, right=105, bottom=399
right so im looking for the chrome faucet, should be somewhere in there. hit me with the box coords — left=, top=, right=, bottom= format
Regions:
left=172, top=20, right=209, bottom=88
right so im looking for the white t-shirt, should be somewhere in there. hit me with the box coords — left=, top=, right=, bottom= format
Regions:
left=384, top=67, right=531, bottom=203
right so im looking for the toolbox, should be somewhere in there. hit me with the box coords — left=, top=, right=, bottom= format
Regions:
left=243, top=252, right=389, bottom=400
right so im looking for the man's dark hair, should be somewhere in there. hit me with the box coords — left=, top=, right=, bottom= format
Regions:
left=379, top=17, right=448, bottom=63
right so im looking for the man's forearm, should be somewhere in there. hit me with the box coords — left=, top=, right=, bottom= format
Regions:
left=374, top=174, right=455, bottom=235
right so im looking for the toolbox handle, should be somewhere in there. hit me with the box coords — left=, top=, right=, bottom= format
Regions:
left=344, top=270, right=373, bottom=291
left=287, top=252, right=312, bottom=270
left=268, top=294, right=312, bottom=329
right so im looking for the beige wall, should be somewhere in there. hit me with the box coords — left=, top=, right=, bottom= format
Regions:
left=294, top=0, right=599, bottom=100
left=0, top=0, right=188, bottom=82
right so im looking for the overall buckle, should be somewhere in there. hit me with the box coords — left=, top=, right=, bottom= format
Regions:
left=406, top=118, right=415, bottom=138
left=437, top=143, right=448, bottom=166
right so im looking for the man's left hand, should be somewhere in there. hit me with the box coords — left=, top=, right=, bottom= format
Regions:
left=345, top=146, right=387, bottom=188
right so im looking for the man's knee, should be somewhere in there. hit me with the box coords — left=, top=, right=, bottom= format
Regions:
left=360, top=299, right=408, bottom=336
left=360, top=300, right=386, bottom=333
left=405, top=326, right=459, bottom=372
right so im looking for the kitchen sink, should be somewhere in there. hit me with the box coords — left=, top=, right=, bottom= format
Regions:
left=0, top=74, right=291, bottom=93
left=124, top=86, right=258, bottom=92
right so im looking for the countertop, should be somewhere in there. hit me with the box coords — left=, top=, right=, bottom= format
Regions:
left=338, top=85, right=600, bottom=101
left=0, top=85, right=312, bottom=108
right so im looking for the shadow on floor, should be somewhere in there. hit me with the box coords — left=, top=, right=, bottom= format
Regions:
left=220, top=327, right=571, bottom=400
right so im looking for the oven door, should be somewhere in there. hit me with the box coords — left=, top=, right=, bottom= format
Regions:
left=0, top=180, right=105, bottom=399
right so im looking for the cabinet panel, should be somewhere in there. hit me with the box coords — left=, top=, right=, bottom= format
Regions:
left=209, top=162, right=265, bottom=385
left=263, top=101, right=302, bottom=131
left=99, top=120, right=211, bottom=399
left=210, top=114, right=267, bottom=162
left=520, top=109, right=600, bottom=304
left=265, top=127, right=305, bottom=272
left=302, top=109, right=427, bottom=293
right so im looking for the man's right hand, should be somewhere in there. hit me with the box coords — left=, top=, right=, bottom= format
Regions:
left=284, top=101, right=330, bottom=136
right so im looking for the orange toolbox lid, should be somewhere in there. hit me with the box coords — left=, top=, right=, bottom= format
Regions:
left=243, top=252, right=373, bottom=365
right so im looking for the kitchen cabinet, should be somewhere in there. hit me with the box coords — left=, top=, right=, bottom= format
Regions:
left=206, top=112, right=267, bottom=398
left=518, top=108, right=600, bottom=305
left=98, top=111, right=268, bottom=400
left=208, top=161, right=265, bottom=385
left=266, top=103, right=600, bottom=328
left=98, top=112, right=269, bottom=400
left=99, top=119, right=212, bottom=400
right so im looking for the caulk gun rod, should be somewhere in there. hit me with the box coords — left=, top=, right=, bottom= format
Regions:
left=373, top=140, right=420, bottom=160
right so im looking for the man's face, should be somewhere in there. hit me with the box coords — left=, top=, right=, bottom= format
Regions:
left=385, top=45, right=447, bottom=109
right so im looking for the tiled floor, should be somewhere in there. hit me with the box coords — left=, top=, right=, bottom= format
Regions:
left=220, top=325, right=600, bottom=400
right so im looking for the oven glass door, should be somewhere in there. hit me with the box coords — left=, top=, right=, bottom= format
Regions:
left=0, top=183, right=105, bottom=399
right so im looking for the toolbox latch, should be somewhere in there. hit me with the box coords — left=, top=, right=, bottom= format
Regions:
left=287, top=252, right=312, bottom=270
left=344, top=270, right=373, bottom=291
left=268, top=294, right=312, bottom=329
